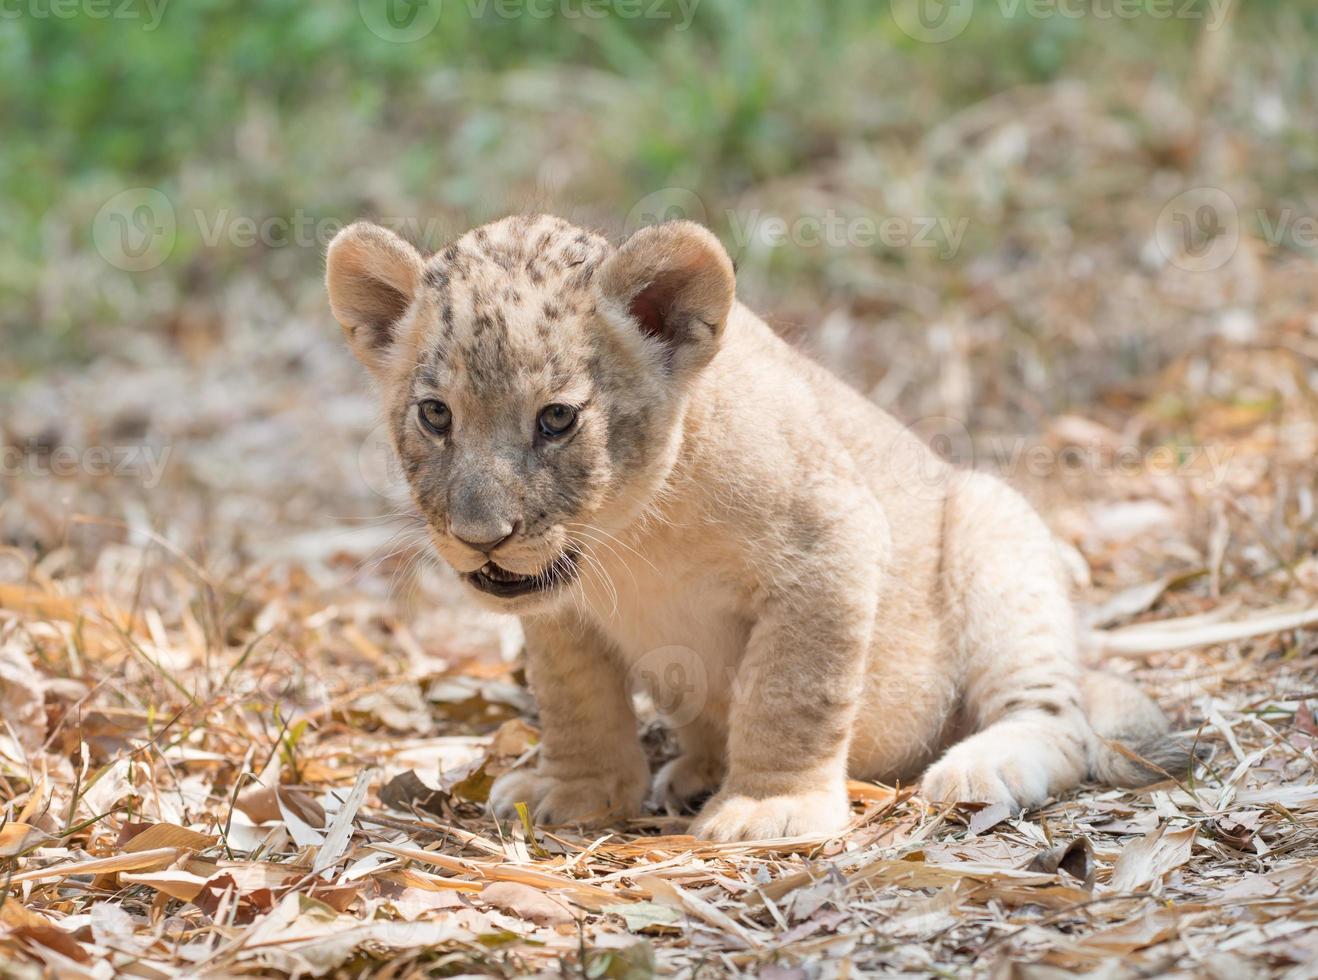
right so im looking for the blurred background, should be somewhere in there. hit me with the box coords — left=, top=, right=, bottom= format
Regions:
left=2, top=0, right=1316, bottom=667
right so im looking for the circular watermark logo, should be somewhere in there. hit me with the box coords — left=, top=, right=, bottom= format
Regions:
left=1155, top=186, right=1240, bottom=273
left=624, top=187, right=709, bottom=236
left=890, top=0, right=974, bottom=43
left=912, top=415, right=975, bottom=467
left=358, top=0, right=443, bottom=42
left=627, top=645, right=708, bottom=730
left=357, top=422, right=405, bottom=499
left=891, top=415, right=975, bottom=502
left=92, top=187, right=176, bottom=272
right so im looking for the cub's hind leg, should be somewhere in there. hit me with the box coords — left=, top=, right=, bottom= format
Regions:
left=921, top=472, right=1092, bottom=810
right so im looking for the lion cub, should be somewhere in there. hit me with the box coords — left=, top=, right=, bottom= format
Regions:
left=327, top=214, right=1189, bottom=841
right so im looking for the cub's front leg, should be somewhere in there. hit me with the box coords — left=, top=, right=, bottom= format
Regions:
left=690, top=554, right=880, bottom=842
left=489, top=612, right=649, bottom=826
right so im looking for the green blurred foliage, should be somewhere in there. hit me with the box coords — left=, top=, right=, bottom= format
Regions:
left=1, top=0, right=1315, bottom=370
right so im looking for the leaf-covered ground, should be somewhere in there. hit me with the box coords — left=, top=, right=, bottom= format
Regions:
left=4, top=281, right=1316, bottom=978
left=5, top=49, right=1318, bottom=980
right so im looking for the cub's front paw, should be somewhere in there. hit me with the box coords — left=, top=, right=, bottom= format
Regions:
left=689, top=787, right=850, bottom=842
left=653, top=752, right=724, bottom=814
left=921, top=743, right=1050, bottom=811
left=488, top=766, right=647, bottom=827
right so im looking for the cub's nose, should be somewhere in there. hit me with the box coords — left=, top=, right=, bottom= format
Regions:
left=450, top=519, right=518, bottom=554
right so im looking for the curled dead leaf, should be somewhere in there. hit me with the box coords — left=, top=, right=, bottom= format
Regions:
left=192, top=872, right=277, bottom=924
left=451, top=764, right=494, bottom=804
left=1026, top=836, right=1096, bottom=889
left=236, top=784, right=326, bottom=828
left=379, top=769, right=448, bottom=817
left=1211, top=809, right=1264, bottom=850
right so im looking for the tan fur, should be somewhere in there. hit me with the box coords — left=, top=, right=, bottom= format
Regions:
left=327, top=214, right=1194, bottom=842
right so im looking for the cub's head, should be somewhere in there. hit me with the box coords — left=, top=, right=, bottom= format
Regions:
left=327, top=214, right=735, bottom=612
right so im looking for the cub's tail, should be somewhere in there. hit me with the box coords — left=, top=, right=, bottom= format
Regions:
left=1081, top=670, right=1203, bottom=787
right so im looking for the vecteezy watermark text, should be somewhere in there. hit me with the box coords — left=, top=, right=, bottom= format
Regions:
left=92, top=190, right=453, bottom=272
left=3, top=443, right=172, bottom=489
left=624, top=190, right=970, bottom=260
left=889, top=0, right=1234, bottom=45
left=356, top=0, right=699, bottom=43
left=987, top=437, right=1236, bottom=486
left=191, top=210, right=448, bottom=251
left=1154, top=186, right=1318, bottom=273
left=0, top=0, right=169, bottom=29
left=96, top=188, right=972, bottom=272
left=726, top=208, right=970, bottom=260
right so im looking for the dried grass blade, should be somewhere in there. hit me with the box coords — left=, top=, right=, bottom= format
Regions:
left=8, top=847, right=182, bottom=884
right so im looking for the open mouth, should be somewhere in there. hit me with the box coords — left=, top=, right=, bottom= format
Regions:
left=465, top=551, right=579, bottom=599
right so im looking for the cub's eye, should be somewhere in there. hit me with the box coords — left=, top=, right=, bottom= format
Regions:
left=537, top=403, right=578, bottom=439
left=418, top=399, right=451, bottom=436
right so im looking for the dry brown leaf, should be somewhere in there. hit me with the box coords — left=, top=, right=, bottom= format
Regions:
left=1108, top=824, right=1196, bottom=893
left=0, top=635, right=46, bottom=752
left=488, top=717, right=539, bottom=760
left=637, top=875, right=760, bottom=949
left=378, top=868, right=483, bottom=894
left=307, top=881, right=362, bottom=913
left=119, top=821, right=219, bottom=854
left=989, top=883, right=1093, bottom=909
left=968, top=801, right=1013, bottom=836
left=312, top=769, right=371, bottom=876
left=0, top=822, right=54, bottom=857
left=0, top=899, right=55, bottom=932
left=1294, top=700, right=1317, bottom=738
left=0, top=899, right=90, bottom=964
left=1069, top=906, right=1188, bottom=956
left=192, top=872, right=277, bottom=924
left=379, top=769, right=448, bottom=816
left=120, top=868, right=210, bottom=901
left=846, top=779, right=899, bottom=805
left=480, top=880, right=575, bottom=926
left=1211, top=809, right=1264, bottom=850
left=368, top=841, right=622, bottom=907
left=1083, top=576, right=1177, bottom=629
left=1027, top=837, right=1096, bottom=888
left=6, top=846, right=182, bottom=884
left=236, top=785, right=326, bottom=827
left=0, top=584, right=81, bottom=621
left=450, top=763, right=494, bottom=803
left=1097, top=605, right=1318, bottom=655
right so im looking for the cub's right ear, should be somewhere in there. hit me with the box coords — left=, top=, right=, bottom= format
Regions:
left=597, top=220, right=735, bottom=380
left=326, top=222, right=425, bottom=375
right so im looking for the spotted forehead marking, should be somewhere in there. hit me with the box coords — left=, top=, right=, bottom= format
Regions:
left=415, top=214, right=612, bottom=394
left=430, top=216, right=607, bottom=287
left=423, top=216, right=608, bottom=332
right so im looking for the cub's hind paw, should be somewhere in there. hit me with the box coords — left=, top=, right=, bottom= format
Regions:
left=921, top=743, right=1052, bottom=811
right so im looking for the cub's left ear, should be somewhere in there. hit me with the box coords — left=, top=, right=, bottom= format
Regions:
left=598, top=221, right=735, bottom=378
left=326, top=221, right=425, bottom=375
